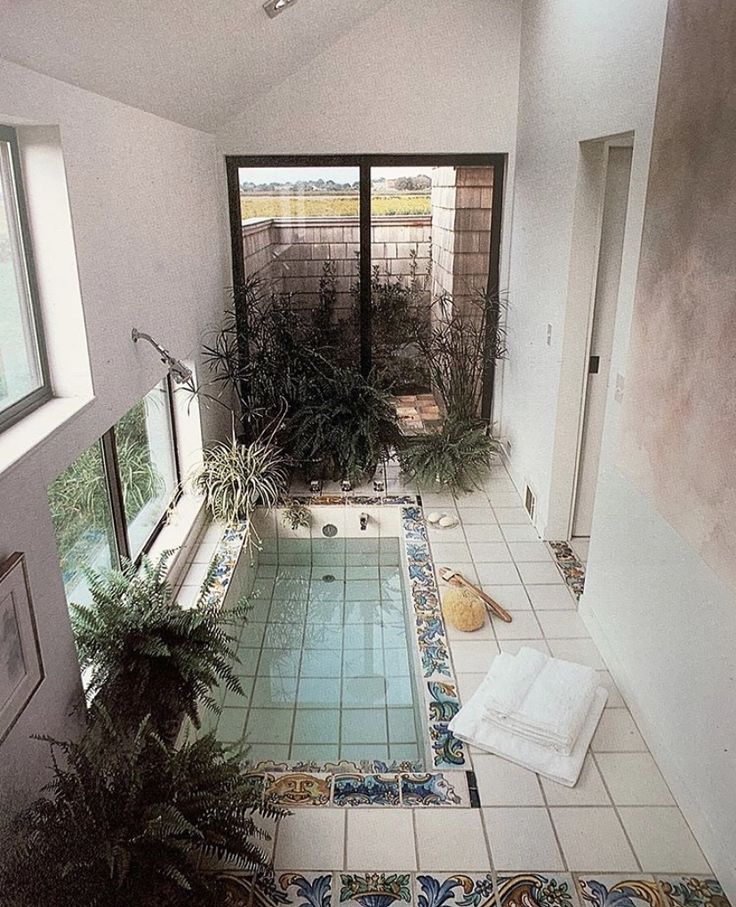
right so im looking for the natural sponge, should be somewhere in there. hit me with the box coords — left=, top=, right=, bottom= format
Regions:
left=442, top=587, right=486, bottom=632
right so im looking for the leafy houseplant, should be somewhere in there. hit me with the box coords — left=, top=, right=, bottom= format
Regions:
left=0, top=711, right=286, bottom=907
left=287, top=365, right=402, bottom=483
left=192, top=433, right=287, bottom=540
left=70, top=553, right=248, bottom=739
left=281, top=496, right=311, bottom=531
left=398, top=418, right=500, bottom=492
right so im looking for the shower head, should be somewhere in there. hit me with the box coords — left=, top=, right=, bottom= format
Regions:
left=131, top=328, right=193, bottom=385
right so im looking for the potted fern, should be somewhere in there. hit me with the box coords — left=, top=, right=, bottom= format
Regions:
left=0, top=709, right=286, bottom=906
left=398, top=418, right=500, bottom=493
left=71, top=552, right=248, bottom=741
left=287, top=365, right=402, bottom=484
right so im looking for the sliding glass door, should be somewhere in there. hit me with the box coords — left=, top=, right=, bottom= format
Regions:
left=226, top=154, right=505, bottom=421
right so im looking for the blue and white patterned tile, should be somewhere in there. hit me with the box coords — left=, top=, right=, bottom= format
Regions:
left=414, top=873, right=496, bottom=907
left=341, top=873, right=414, bottom=907
left=497, top=874, right=581, bottom=907
left=253, top=873, right=333, bottom=907
left=399, top=771, right=468, bottom=807
left=576, top=876, right=664, bottom=907
left=333, top=773, right=401, bottom=806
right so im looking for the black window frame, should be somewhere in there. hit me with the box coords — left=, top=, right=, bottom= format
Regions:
left=225, top=152, right=507, bottom=419
left=0, top=123, right=52, bottom=433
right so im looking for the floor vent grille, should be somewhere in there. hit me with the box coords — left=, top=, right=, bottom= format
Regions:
left=524, top=485, right=536, bottom=522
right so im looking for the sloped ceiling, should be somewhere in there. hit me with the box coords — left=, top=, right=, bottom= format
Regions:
left=0, top=0, right=393, bottom=132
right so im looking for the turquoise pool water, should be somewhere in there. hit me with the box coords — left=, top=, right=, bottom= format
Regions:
left=209, top=536, right=425, bottom=766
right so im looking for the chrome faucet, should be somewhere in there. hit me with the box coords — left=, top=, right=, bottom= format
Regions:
left=359, top=513, right=369, bottom=531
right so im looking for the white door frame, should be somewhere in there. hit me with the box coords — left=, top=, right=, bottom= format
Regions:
left=543, top=132, right=634, bottom=541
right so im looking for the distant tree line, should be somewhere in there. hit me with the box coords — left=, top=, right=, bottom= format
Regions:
left=241, top=174, right=432, bottom=195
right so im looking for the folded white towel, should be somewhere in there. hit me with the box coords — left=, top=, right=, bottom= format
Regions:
left=483, top=652, right=599, bottom=755
left=450, top=676, right=608, bottom=787
left=483, top=647, right=548, bottom=716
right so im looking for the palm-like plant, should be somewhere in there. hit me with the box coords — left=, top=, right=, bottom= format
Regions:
left=398, top=418, right=500, bottom=492
left=70, top=553, right=248, bottom=738
left=0, top=711, right=286, bottom=907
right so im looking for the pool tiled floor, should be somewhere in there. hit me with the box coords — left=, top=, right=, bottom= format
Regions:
left=211, top=538, right=424, bottom=765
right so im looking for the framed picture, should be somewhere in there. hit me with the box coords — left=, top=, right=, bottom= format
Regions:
left=0, top=552, right=44, bottom=745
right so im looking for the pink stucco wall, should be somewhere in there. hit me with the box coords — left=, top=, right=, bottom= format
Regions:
left=617, top=0, right=736, bottom=586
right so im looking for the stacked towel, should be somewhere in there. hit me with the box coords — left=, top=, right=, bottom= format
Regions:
left=448, top=647, right=607, bottom=787
left=483, top=648, right=599, bottom=755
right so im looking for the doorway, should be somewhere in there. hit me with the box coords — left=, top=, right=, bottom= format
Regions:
left=570, top=143, right=633, bottom=559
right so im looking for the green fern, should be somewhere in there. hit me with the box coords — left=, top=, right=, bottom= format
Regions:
left=0, top=709, right=287, bottom=906
left=70, top=552, right=250, bottom=738
left=398, top=419, right=500, bottom=493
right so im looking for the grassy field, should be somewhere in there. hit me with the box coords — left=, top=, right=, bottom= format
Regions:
left=241, top=193, right=431, bottom=219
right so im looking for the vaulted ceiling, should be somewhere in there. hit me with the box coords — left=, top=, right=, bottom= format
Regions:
left=0, top=0, right=393, bottom=132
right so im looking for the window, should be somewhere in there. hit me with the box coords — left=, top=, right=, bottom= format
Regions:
left=49, top=379, right=180, bottom=604
left=0, top=124, right=50, bottom=431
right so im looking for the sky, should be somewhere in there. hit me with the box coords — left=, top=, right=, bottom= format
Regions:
left=239, top=166, right=431, bottom=186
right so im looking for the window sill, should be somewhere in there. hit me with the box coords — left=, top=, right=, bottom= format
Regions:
left=0, top=394, right=94, bottom=478
left=147, top=492, right=208, bottom=589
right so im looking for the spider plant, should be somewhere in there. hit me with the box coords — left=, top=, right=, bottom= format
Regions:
left=70, top=552, right=248, bottom=739
left=398, top=418, right=500, bottom=492
left=281, top=496, right=311, bottom=531
left=0, top=710, right=286, bottom=907
left=287, top=365, right=402, bottom=483
left=191, top=432, right=287, bottom=539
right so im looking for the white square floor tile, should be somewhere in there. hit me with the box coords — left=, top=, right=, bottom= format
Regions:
left=550, top=807, right=638, bottom=871
left=618, top=807, right=710, bottom=872
left=415, top=808, right=491, bottom=870
left=495, top=507, right=533, bottom=525
left=499, top=639, right=552, bottom=656
left=595, top=753, right=675, bottom=805
left=457, top=508, right=500, bottom=527
left=488, top=491, right=523, bottom=508
left=536, top=610, right=590, bottom=639
left=493, top=611, right=543, bottom=640
left=469, top=541, right=513, bottom=563
left=431, top=542, right=473, bottom=562
left=548, top=638, right=605, bottom=669
left=592, top=710, right=647, bottom=752
left=475, top=562, right=522, bottom=586
left=508, top=541, right=554, bottom=562
left=274, top=809, right=345, bottom=869
left=596, top=671, right=625, bottom=708
left=449, top=639, right=499, bottom=674
left=456, top=672, right=486, bottom=703
left=484, top=807, right=564, bottom=870
left=346, top=809, right=416, bottom=870
left=517, top=562, right=565, bottom=585
left=541, top=755, right=611, bottom=806
left=526, top=585, right=577, bottom=610
left=464, top=524, right=501, bottom=542
left=427, top=524, right=466, bottom=543
left=473, top=754, right=544, bottom=805
left=501, top=525, right=541, bottom=542
left=483, top=585, right=532, bottom=610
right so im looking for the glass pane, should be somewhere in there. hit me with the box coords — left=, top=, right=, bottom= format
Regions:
left=0, top=139, right=44, bottom=416
left=238, top=165, right=361, bottom=368
left=370, top=165, right=493, bottom=434
left=48, top=440, right=117, bottom=606
left=117, top=381, right=178, bottom=558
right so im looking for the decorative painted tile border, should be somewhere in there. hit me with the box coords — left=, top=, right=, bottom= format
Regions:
left=243, top=769, right=471, bottom=808
left=234, top=873, right=730, bottom=907
left=401, top=504, right=466, bottom=770
left=292, top=493, right=419, bottom=507
left=548, top=540, right=586, bottom=599
left=196, top=522, right=249, bottom=608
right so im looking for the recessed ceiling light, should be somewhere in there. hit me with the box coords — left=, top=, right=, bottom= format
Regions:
left=263, top=0, right=298, bottom=18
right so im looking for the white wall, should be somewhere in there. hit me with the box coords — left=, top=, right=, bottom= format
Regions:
left=0, top=58, right=228, bottom=803
left=501, top=0, right=668, bottom=536
left=581, top=0, right=736, bottom=892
